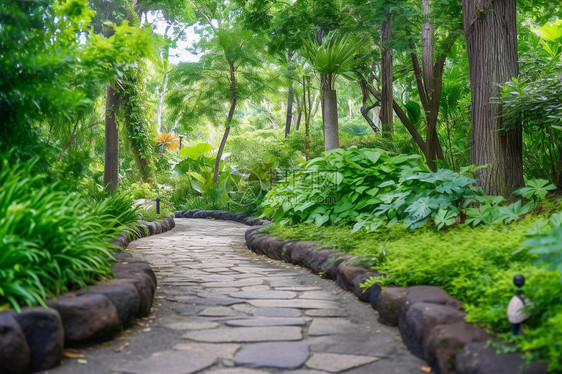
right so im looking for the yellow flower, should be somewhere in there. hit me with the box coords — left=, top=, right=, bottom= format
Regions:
left=154, top=132, right=179, bottom=151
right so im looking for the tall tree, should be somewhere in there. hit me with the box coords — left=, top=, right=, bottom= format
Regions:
left=302, top=32, right=360, bottom=151
left=348, top=0, right=462, bottom=170
left=236, top=0, right=343, bottom=147
left=104, top=84, right=120, bottom=192
left=380, top=6, right=394, bottom=137
left=462, top=0, right=523, bottom=195
left=167, top=1, right=266, bottom=183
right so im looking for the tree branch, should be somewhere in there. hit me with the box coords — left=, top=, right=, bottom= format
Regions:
left=191, top=0, right=218, bottom=34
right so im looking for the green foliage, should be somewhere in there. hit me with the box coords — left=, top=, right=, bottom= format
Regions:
left=501, top=21, right=562, bottom=187
left=463, top=179, right=555, bottom=227
left=118, top=67, right=156, bottom=182
left=262, top=147, right=482, bottom=230
left=497, top=200, right=532, bottom=224
left=166, top=22, right=267, bottom=133
left=300, top=31, right=362, bottom=89
left=0, top=0, right=96, bottom=156
left=465, top=203, right=501, bottom=227
left=137, top=204, right=174, bottom=221
left=0, top=0, right=156, bottom=162
left=267, top=204, right=562, bottom=370
left=404, top=101, right=423, bottom=128
left=433, top=208, right=458, bottom=229
left=0, top=156, right=137, bottom=311
left=514, top=179, right=557, bottom=201
left=524, top=212, right=562, bottom=272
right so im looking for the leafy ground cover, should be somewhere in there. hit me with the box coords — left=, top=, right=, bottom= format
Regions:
left=265, top=206, right=562, bottom=370
left=261, top=148, right=562, bottom=370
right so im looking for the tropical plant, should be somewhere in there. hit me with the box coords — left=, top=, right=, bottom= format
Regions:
left=261, top=147, right=484, bottom=230
left=524, top=212, right=562, bottom=272
left=500, top=20, right=562, bottom=188
left=514, top=179, right=557, bottom=201
left=155, top=132, right=180, bottom=151
left=0, top=157, right=125, bottom=311
left=300, top=31, right=362, bottom=151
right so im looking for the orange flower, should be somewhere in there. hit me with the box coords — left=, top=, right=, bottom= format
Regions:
left=155, top=132, right=179, bottom=151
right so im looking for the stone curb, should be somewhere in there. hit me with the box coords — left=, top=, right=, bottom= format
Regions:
left=175, top=209, right=270, bottom=226
left=176, top=210, right=547, bottom=374
left=0, top=215, right=175, bottom=374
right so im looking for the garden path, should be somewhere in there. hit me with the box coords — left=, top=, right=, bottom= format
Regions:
left=41, top=219, right=424, bottom=374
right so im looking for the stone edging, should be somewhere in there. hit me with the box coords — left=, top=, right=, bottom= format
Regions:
left=0, top=215, right=174, bottom=374
left=176, top=209, right=270, bottom=226
left=176, top=210, right=547, bottom=374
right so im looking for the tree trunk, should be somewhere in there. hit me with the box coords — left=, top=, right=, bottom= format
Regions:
left=285, top=50, right=295, bottom=137
left=295, top=94, right=302, bottom=131
left=285, top=79, right=294, bottom=137
left=59, top=120, right=80, bottom=161
left=323, top=88, right=339, bottom=151
left=359, top=75, right=380, bottom=133
left=264, top=110, right=278, bottom=129
left=157, top=25, right=171, bottom=132
left=463, top=0, right=523, bottom=195
left=363, top=76, right=427, bottom=153
left=157, top=71, right=168, bottom=131
left=311, top=91, right=320, bottom=119
left=213, top=61, right=236, bottom=183
left=104, top=85, right=119, bottom=192
left=213, top=126, right=231, bottom=183
left=422, top=0, right=434, bottom=96
left=303, top=76, right=312, bottom=161
left=425, top=55, right=446, bottom=171
left=380, top=7, right=394, bottom=137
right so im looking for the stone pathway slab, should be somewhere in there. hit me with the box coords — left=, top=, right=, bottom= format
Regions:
left=247, top=299, right=340, bottom=309
left=112, top=350, right=217, bottom=374
left=308, top=318, right=358, bottom=336
left=252, top=308, right=302, bottom=318
left=183, top=326, right=303, bottom=343
left=305, top=353, right=379, bottom=373
left=234, top=342, right=310, bottom=369
left=174, top=343, right=240, bottom=359
left=229, top=290, right=297, bottom=299
left=225, top=318, right=307, bottom=327
left=161, top=321, right=219, bottom=331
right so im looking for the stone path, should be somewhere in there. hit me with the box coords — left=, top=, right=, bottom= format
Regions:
left=41, top=219, right=424, bottom=374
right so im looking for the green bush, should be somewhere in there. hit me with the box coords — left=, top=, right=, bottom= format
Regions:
left=0, top=157, right=137, bottom=311
left=262, top=147, right=483, bottom=230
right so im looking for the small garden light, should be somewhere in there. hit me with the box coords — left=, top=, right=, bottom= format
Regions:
left=156, top=197, right=160, bottom=215
left=507, top=274, right=531, bottom=335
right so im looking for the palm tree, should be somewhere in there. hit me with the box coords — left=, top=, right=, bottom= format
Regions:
left=301, top=32, right=361, bottom=151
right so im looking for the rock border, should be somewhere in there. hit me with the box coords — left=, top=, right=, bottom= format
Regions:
left=176, top=209, right=270, bottom=226
left=176, top=210, right=547, bottom=374
left=0, top=215, right=174, bottom=374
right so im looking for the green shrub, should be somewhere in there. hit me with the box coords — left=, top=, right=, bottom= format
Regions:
left=0, top=157, right=134, bottom=311
left=262, top=147, right=482, bottom=230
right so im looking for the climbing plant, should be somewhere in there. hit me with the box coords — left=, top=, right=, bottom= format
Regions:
left=117, top=67, right=156, bottom=182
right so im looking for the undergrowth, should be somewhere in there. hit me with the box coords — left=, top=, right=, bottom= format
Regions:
left=0, top=157, right=141, bottom=312
left=265, top=199, right=562, bottom=371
